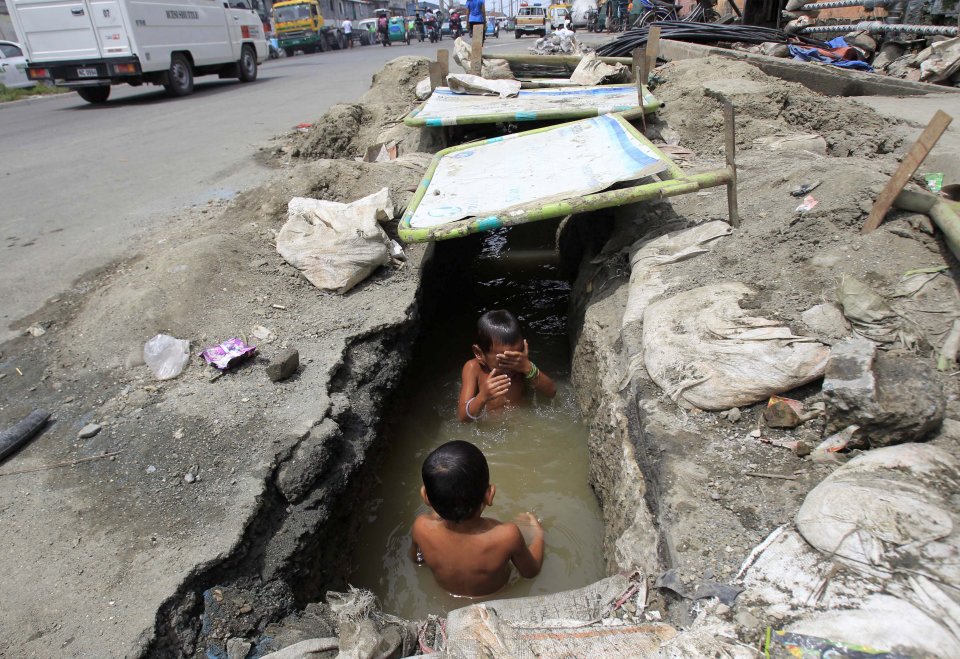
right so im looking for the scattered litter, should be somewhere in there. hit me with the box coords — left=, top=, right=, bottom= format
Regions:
left=812, top=424, right=863, bottom=462
left=362, top=141, right=398, bottom=163
left=529, top=29, right=585, bottom=55
left=0, top=409, right=51, bottom=464
left=654, top=144, right=696, bottom=165
left=924, top=172, right=944, bottom=194
left=938, top=319, right=960, bottom=371
left=24, top=325, right=46, bottom=338
left=759, top=437, right=800, bottom=452
left=251, top=325, right=275, bottom=343
left=184, top=466, right=198, bottom=484
left=15, top=367, right=22, bottom=376
left=295, top=122, right=313, bottom=131
left=146, top=465, right=156, bottom=474
left=201, top=338, right=257, bottom=371
left=745, top=471, right=797, bottom=481
left=271, top=304, right=287, bottom=310
left=766, top=629, right=901, bottom=658
left=143, top=334, right=190, bottom=380
left=795, top=194, right=819, bottom=213
left=653, top=569, right=743, bottom=606
left=836, top=276, right=922, bottom=347
left=446, top=73, right=521, bottom=98
left=276, top=188, right=395, bottom=293
left=790, top=180, right=822, bottom=197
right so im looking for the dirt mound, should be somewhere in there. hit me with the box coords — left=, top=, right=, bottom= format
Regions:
left=653, top=57, right=901, bottom=158
left=65, top=155, right=431, bottom=359
left=289, top=56, right=439, bottom=161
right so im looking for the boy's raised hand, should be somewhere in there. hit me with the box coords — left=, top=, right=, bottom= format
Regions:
left=479, top=368, right=511, bottom=403
left=497, top=340, right=532, bottom=375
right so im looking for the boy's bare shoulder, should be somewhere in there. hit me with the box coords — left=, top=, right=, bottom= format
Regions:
left=462, top=358, right=482, bottom=376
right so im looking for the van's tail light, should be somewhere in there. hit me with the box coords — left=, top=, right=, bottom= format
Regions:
left=28, top=68, right=50, bottom=79
left=111, top=62, right=138, bottom=74
left=241, top=25, right=251, bottom=37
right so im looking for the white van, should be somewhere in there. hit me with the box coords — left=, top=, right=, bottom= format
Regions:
left=7, top=0, right=268, bottom=103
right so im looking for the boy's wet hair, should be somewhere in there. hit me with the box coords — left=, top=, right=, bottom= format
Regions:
left=422, top=440, right=489, bottom=522
left=476, top=309, right=522, bottom=352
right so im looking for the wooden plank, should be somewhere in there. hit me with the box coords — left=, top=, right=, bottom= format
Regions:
left=437, top=48, right=450, bottom=79
left=632, top=47, right=647, bottom=134
left=862, top=109, right=953, bottom=234
left=471, top=24, right=484, bottom=75
left=645, top=25, right=661, bottom=78
left=723, top=100, right=740, bottom=228
left=428, top=61, right=443, bottom=91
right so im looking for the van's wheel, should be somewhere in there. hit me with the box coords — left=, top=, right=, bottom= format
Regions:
left=77, top=85, right=111, bottom=103
left=515, top=30, right=521, bottom=38
left=284, top=46, right=295, bottom=57
left=239, top=45, right=257, bottom=82
left=164, top=53, right=194, bottom=97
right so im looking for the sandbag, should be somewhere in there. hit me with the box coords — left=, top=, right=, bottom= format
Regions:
left=622, top=221, right=732, bottom=327
left=642, top=282, right=829, bottom=410
left=796, top=443, right=960, bottom=586
left=442, top=574, right=676, bottom=659
left=570, top=52, right=630, bottom=85
left=276, top=189, right=394, bottom=294
left=446, top=73, right=521, bottom=98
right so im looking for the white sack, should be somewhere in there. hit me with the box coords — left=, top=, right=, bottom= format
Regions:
left=415, top=76, right=432, bottom=100
left=622, top=221, right=732, bottom=327
left=276, top=189, right=394, bottom=294
left=446, top=73, right=521, bottom=98
left=143, top=333, right=190, bottom=380
left=642, top=282, right=830, bottom=410
left=570, top=52, right=630, bottom=85
left=796, top=442, right=960, bottom=586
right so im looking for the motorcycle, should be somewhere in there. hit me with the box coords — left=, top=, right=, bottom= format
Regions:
left=427, top=22, right=440, bottom=43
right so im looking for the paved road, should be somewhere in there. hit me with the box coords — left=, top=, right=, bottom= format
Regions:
left=0, top=33, right=552, bottom=341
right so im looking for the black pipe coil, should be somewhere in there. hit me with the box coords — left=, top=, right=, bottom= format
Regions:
left=595, top=20, right=828, bottom=57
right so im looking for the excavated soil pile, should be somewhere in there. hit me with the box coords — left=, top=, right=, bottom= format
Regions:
left=288, top=56, right=439, bottom=161
left=653, top=56, right=902, bottom=158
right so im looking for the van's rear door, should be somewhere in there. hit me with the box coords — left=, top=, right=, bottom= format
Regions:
left=12, top=0, right=104, bottom=60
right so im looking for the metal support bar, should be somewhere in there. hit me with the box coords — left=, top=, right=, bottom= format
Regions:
left=800, top=21, right=958, bottom=35
left=723, top=101, right=740, bottom=228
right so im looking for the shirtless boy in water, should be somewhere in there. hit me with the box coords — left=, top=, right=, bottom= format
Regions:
left=458, top=310, right=557, bottom=423
left=411, top=440, right=545, bottom=596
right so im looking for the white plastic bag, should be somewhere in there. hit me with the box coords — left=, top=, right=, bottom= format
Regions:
left=143, top=334, right=190, bottom=380
left=642, top=283, right=829, bottom=410
left=276, top=188, right=394, bottom=294
left=446, top=73, right=521, bottom=98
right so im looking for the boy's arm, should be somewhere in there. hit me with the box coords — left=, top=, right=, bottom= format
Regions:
left=497, top=341, right=558, bottom=399
left=507, top=515, right=545, bottom=578
left=410, top=517, right=424, bottom=563
left=458, top=361, right=510, bottom=422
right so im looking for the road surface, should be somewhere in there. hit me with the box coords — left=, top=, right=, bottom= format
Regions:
left=0, top=33, right=573, bottom=341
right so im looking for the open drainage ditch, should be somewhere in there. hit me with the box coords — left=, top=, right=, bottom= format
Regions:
left=347, top=222, right=606, bottom=620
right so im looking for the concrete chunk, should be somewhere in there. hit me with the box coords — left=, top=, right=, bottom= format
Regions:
left=823, top=338, right=944, bottom=446
left=267, top=349, right=299, bottom=382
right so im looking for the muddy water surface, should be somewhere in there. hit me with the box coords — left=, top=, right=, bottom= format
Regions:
left=349, top=227, right=605, bottom=620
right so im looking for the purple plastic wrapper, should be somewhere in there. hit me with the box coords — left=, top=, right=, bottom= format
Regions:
left=201, top=338, right=257, bottom=370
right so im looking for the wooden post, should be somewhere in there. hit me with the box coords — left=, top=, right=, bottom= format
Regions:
left=437, top=48, right=450, bottom=79
left=723, top=100, right=740, bottom=228
left=632, top=47, right=647, bottom=134
left=470, top=24, right=484, bottom=76
left=428, top=61, right=443, bottom=91
left=862, top=110, right=953, bottom=234
left=645, top=25, right=661, bottom=78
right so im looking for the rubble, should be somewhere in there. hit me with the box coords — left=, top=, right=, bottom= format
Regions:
left=822, top=337, right=945, bottom=446
left=267, top=349, right=300, bottom=383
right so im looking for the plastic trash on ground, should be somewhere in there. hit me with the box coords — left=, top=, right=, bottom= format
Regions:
left=201, top=338, right=257, bottom=370
left=276, top=188, right=395, bottom=294
left=569, top=52, right=630, bottom=85
left=642, top=283, right=830, bottom=410
left=143, top=333, right=190, bottom=380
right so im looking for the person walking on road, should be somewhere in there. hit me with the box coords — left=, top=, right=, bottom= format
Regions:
left=341, top=17, right=353, bottom=48
left=466, top=0, right=485, bottom=43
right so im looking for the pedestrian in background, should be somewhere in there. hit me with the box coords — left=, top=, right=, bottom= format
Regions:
left=466, top=0, right=485, bottom=43
left=341, top=17, right=353, bottom=48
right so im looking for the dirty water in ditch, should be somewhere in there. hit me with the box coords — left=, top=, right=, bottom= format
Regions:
left=348, top=225, right=606, bottom=621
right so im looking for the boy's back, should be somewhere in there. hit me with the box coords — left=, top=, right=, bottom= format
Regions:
left=413, top=512, right=538, bottom=596
left=413, top=441, right=544, bottom=597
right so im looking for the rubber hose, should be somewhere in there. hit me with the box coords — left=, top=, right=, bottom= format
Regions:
left=0, top=409, right=51, bottom=462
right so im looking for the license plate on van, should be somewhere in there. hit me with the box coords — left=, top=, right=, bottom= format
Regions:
left=77, top=67, right=98, bottom=77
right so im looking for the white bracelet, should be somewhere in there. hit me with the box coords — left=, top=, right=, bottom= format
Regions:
left=465, top=396, right=482, bottom=420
